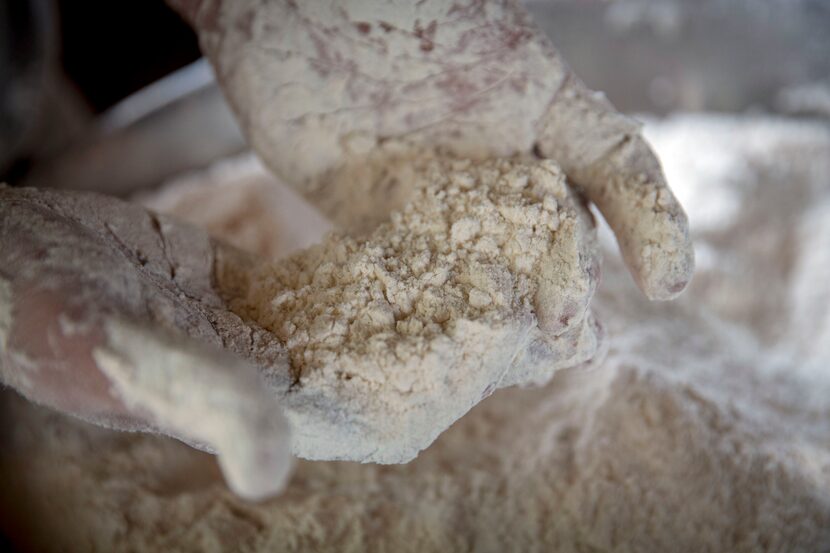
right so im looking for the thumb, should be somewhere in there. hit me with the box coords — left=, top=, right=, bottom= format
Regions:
left=536, top=73, right=694, bottom=300
left=92, top=317, right=292, bottom=501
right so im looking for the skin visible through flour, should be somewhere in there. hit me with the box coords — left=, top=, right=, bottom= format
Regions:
left=92, top=318, right=292, bottom=501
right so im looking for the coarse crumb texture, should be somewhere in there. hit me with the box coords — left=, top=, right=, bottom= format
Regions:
left=221, top=157, right=600, bottom=463
left=1, top=115, right=829, bottom=552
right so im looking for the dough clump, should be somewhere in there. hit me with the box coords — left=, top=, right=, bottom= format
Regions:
left=223, top=157, right=599, bottom=462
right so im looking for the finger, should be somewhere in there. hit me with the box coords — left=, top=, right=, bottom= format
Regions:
left=535, top=73, right=694, bottom=300
left=93, top=318, right=291, bottom=501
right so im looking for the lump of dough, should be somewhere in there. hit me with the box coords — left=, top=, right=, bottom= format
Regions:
left=220, top=158, right=601, bottom=463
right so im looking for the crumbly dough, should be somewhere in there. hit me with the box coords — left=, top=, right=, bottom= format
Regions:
left=1, top=114, right=828, bottom=552
left=221, top=157, right=600, bottom=463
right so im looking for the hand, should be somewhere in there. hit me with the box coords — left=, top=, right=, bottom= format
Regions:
left=0, top=186, right=291, bottom=501
left=171, top=0, right=693, bottom=300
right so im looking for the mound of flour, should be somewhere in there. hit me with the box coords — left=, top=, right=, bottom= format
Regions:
left=0, top=114, right=828, bottom=552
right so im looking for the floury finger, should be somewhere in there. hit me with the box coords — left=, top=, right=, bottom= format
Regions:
left=535, top=73, right=694, bottom=300
left=93, top=318, right=292, bottom=501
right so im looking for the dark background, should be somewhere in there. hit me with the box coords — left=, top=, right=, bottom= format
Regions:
left=0, top=0, right=201, bottom=182
left=58, top=0, right=200, bottom=113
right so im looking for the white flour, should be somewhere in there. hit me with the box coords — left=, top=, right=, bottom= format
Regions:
left=0, top=114, right=828, bottom=551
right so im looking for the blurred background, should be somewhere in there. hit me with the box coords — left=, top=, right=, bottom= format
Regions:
left=2, top=0, right=828, bottom=193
